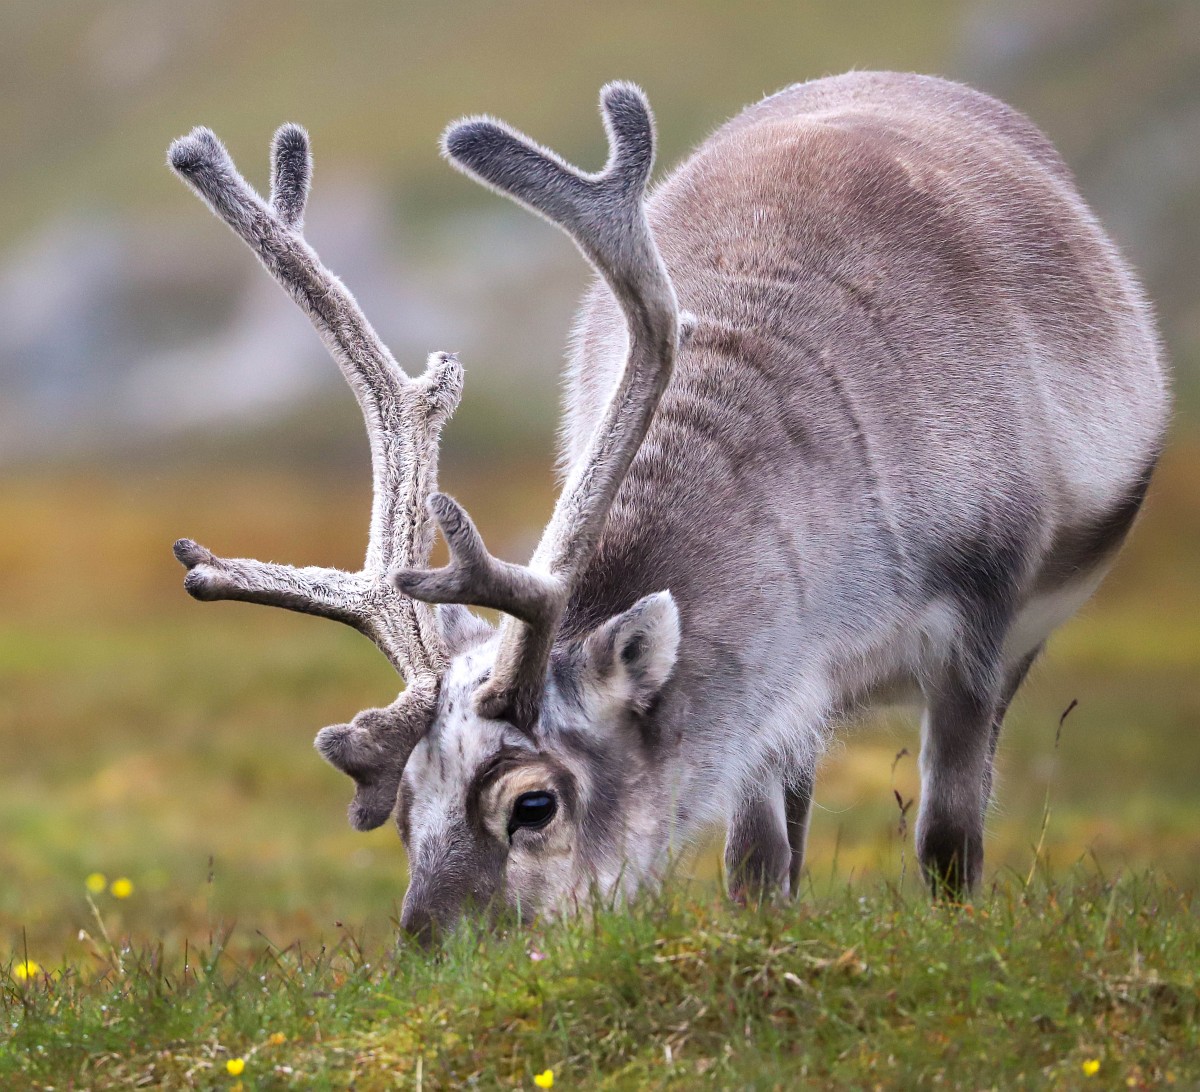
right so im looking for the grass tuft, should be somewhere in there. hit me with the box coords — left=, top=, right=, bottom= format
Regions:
left=3, top=874, right=1198, bottom=1089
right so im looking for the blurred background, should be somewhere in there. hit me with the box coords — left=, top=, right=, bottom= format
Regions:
left=3, top=0, right=1198, bottom=961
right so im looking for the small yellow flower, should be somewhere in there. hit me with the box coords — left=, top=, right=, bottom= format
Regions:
left=1082, top=1059, right=1101, bottom=1077
left=534, top=1070, right=554, bottom=1089
left=267, top=1032, right=286, bottom=1045
left=13, top=960, right=41, bottom=981
left=85, top=872, right=107, bottom=894
left=226, top=1057, right=245, bottom=1076
left=110, top=877, right=134, bottom=899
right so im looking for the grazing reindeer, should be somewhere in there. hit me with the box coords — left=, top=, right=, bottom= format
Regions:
left=169, top=72, right=1167, bottom=938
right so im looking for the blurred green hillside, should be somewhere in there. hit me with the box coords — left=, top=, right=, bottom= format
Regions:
left=4, top=0, right=969, bottom=233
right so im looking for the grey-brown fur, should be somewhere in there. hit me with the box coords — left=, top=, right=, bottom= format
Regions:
left=549, top=72, right=1166, bottom=901
left=169, top=72, right=1168, bottom=937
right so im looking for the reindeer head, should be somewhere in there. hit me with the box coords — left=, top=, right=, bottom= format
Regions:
left=168, top=84, right=684, bottom=942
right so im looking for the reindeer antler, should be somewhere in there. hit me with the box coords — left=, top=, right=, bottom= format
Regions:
left=167, top=124, right=462, bottom=829
left=394, top=83, right=681, bottom=731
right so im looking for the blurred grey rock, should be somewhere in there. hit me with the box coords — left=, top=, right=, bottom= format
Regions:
left=0, top=178, right=579, bottom=464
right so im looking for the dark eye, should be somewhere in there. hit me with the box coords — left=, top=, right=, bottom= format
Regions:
left=508, top=791, right=557, bottom=836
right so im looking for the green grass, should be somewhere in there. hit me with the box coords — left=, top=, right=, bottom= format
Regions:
left=4, top=875, right=1198, bottom=1090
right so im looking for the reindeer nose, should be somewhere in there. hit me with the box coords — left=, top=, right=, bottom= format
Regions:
left=400, top=900, right=438, bottom=948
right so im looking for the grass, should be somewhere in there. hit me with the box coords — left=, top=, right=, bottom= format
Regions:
left=4, top=874, right=1198, bottom=1089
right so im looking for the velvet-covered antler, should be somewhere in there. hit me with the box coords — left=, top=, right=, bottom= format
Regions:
left=168, top=124, right=462, bottom=829
left=393, top=83, right=681, bottom=731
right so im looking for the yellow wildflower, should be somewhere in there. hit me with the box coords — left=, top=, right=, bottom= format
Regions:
left=268, top=1032, right=286, bottom=1045
left=1082, top=1059, right=1101, bottom=1077
left=14, top=960, right=41, bottom=981
left=85, top=872, right=107, bottom=894
left=534, top=1070, right=554, bottom=1088
left=110, top=877, right=134, bottom=899
left=226, top=1057, right=245, bottom=1076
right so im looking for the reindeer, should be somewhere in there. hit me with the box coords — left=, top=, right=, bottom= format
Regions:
left=168, top=71, right=1168, bottom=940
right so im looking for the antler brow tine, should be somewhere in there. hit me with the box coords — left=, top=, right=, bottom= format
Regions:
left=167, top=124, right=462, bottom=827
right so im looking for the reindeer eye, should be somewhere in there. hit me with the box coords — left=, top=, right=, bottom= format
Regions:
left=508, top=791, right=557, bottom=836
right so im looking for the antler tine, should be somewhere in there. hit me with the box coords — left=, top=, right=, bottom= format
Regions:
left=269, top=123, right=311, bottom=229
left=401, top=83, right=680, bottom=730
left=395, top=493, right=563, bottom=627
left=441, top=83, right=663, bottom=323
left=168, top=124, right=463, bottom=827
left=313, top=677, right=439, bottom=831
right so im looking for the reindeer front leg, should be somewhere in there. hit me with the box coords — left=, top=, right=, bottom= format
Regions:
left=725, top=779, right=792, bottom=903
left=725, top=761, right=818, bottom=902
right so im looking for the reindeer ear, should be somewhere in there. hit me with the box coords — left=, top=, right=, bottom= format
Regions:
left=582, top=591, right=680, bottom=713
